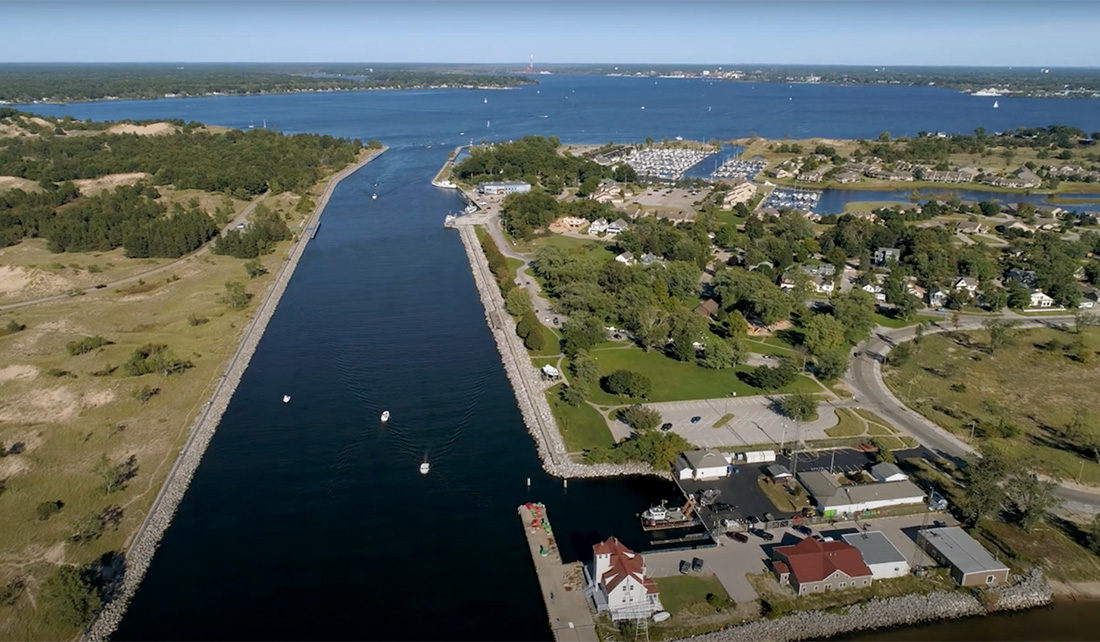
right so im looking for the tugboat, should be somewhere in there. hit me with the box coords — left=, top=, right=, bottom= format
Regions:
left=640, top=497, right=698, bottom=531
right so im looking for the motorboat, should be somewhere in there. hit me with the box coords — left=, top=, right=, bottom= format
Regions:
left=420, top=461, right=430, bottom=475
left=371, top=193, right=378, bottom=200
left=380, top=410, right=390, bottom=422
left=282, top=395, right=291, bottom=404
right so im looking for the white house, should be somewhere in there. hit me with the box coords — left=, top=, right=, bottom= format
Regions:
left=1029, top=289, right=1055, bottom=308
left=615, top=252, right=636, bottom=266
left=812, top=275, right=835, bottom=294
left=841, top=531, right=911, bottom=580
left=929, top=288, right=950, bottom=308
left=589, top=218, right=609, bottom=235
left=606, top=218, right=631, bottom=236
left=676, top=450, right=730, bottom=481
left=585, top=536, right=662, bottom=621
left=861, top=283, right=887, bottom=302
left=869, top=462, right=909, bottom=483
left=953, top=276, right=980, bottom=294
left=873, top=247, right=901, bottom=266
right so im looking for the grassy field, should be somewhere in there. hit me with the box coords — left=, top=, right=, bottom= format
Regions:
left=0, top=175, right=333, bottom=639
left=749, top=568, right=958, bottom=617
left=757, top=476, right=811, bottom=512
left=873, top=312, right=940, bottom=329
left=884, top=327, right=1100, bottom=484
left=653, top=574, right=732, bottom=616
left=576, top=346, right=823, bottom=405
left=545, top=384, right=614, bottom=452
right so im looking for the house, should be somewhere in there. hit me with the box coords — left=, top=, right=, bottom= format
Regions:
left=841, top=531, right=911, bottom=580
left=797, top=471, right=926, bottom=518
left=956, top=221, right=985, bottom=235
left=585, top=536, right=663, bottom=620
left=1005, top=268, right=1038, bottom=288
left=639, top=253, right=662, bottom=267
left=721, top=178, right=758, bottom=208
left=905, top=278, right=927, bottom=302
left=589, top=218, right=609, bottom=235
left=615, top=252, right=635, bottom=266
left=694, top=298, right=719, bottom=318
left=834, top=169, right=862, bottom=184
left=1080, top=287, right=1099, bottom=310
left=917, top=527, right=1010, bottom=587
left=861, top=283, right=887, bottom=302
left=869, top=462, right=909, bottom=483
left=540, top=364, right=561, bottom=380
left=812, top=275, right=835, bottom=294
left=478, top=181, right=531, bottom=195
left=954, top=276, right=980, bottom=294
left=676, top=450, right=730, bottom=481
left=764, top=464, right=792, bottom=481
left=798, top=168, right=828, bottom=183
left=606, top=218, right=630, bottom=236
left=929, top=289, right=950, bottom=308
left=873, top=247, right=901, bottom=266
left=771, top=536, right=874, bottom=596
left=1029, top=289, right=1055, bottom=308
left=779, top=274, right=798, bottom=291
left=801, top=264, right=836, bottom=277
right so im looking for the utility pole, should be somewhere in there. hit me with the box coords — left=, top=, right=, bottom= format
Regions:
left=829, top=449, right=836, bottom=474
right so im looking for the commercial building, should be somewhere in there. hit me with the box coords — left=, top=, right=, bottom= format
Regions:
left=676, top=450, right=729, bottom=481
left=841, top=531, right=911, bottom=580
left=798, top=471, right=926, bottom=518
left=869, top=462, right=909, bottom=483
left=917, top=527, right=1010, bottom=587
left=771, top=536, right=873, bottom=595
left=478, top=181, right=531, bottom=195
left=721, top=178, right=758, bottom=208
left=585, top=536, right=663, bottom=620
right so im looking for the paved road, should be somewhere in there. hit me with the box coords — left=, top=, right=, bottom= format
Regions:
left=844, top=312, right=1100, bottom=511
left=0, top=191, right=268, bottom=311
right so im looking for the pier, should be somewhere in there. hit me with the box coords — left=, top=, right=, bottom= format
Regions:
left=517, top=503, right=597, bottom=642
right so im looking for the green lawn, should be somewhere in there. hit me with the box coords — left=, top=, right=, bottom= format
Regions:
left=545, top=384, right=614, bottom=452
left=826, top=408, right=867, bottom=437
left=884, top=327, right=1100, bottom=484
left=749, top=569, right=958, bottom=618
left=653, top=574, right=732, bottom=617
left=515, top=233, right=614, bottom=258
left=873, top=312, right=940, bottom=329
left=579, top=346, right=823, bottom=404
left=744, top=337, right=795, bottom=357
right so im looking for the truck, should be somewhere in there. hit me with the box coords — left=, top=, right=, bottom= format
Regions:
left=741, top=450, right=777, bottom=464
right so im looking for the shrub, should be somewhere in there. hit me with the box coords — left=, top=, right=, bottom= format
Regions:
left=3, top=320, right=27, bottom=335
left=618, top=405, right=662, bottom=432
left=602, top=369, right=652, bottom=398
left=40, top=565, right=100, bottom=628
left=187, top=313, right=209, bottom=326
left=66, top=335, right=111, bottom=356
left=36, top=500, right=63, bottom=521
left=123, top=344, right=192, bottom=376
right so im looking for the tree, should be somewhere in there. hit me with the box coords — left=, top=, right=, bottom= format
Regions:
left=802, top=313, right=847, bottom=357
left=504, top=288, right=533, bottom=317
left=569, top=351, right=599, bottom=389
left=93, top=454, right=137, bottom=494
left=1005, top=472, right=1060, bottom=531
left=244, top=259, right=267, bottom=278
left=745, top=361, right=797, bottom=391
left=619, top=405, right=662, bottom=432
left=559, top=385, right=584, bottom=407
left=1074, top=309, right=1099, bottom=335
left=41, top=565, right=100, bottom=628
left=603, top=369, right=652, bottom=398
left=778, top=393, right=818, bottom=421
left=1007, top=281, right=1031, bottom=309
left=831, top=290, right=876, bottom=345
left=959, top=449, right=1009, bottom=525
left=561, top=313, right=606, bottom=356
left=983, top=318, right=1018, bottom=355
left=814, top=348, right=850, bottom=381
left=221, top=280, right=250, bottom=309
left=982, top=286, right=1007, bottom=312
left=700, top=336, right=740, bottom=370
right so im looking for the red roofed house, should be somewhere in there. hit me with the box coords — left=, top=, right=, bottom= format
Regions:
left=584, top=536, right=663, bottom=620
left=771, top=536, right=873, bottom=596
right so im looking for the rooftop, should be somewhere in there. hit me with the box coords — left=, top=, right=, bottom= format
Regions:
left=841, top=531, right=908, bottom=566
left=919, top=527, right=1009, bottom=575
left=682, top=449, right=728, bottom=470
left=773, top=536, right=873, bottom=583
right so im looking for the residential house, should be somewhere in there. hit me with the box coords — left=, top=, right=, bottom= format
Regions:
left=615, top=252, right=636, bottom=266
left=1029, top=289, right=1055, bottom=308
left=606, top=218, right=630, bottom=236
left=929, top=288, right=950, bottom=308
left=917, top=527, right=1010, bottom=587
left=873, top=247, right=901, bottom=267
left=798, top=168, right=828, bottom=183
left=694, top=299, right=719, bottom=318
left=862, top=283, right=886, bottom=302
left=588, top=218, right=609, bottom=235
left=802, top=264, right=837, bottom=277
left=771, top=537, right=874, bottom=596
left=1081, top=286, right=1099, bottom=310
left=797, top=470, right=926, bottom=518
left=585, top=536, right=663, bottom=620
left=956, top=221, right=985, bottom=235
left=812, top=275, right=835, bottom=295
left=676, top=450, right=730, bottom=481
left=639, top=253, right=662, bottom=267
left=841, top=531, right=910, bottom=580
left=779, top=274, right=798, bottom=291
left=905, top=278, right=927, bottom=302
left=954, top=276, right=980, bottom=296
left=834, top=169, right=862, bottom=184
left=1005, top=268, right=1038, bottom=288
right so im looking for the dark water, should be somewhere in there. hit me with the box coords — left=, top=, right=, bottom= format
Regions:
left=842, top=599, right=1099, bottom=641
left=21, top=76, right=1100, bottom=640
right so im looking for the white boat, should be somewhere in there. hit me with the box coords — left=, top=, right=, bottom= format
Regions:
left=653, top=611, right=670, bottom=623
left=420, top=461, right=430, bottom=475
left=371, top=193, right=378, bottom=200
left=282, top=394, right=291, bottom=404
left=993, top=100, right=1000, bottom=109
left=483, top=98, right=488, bottom=104
left=380, top=410, right=390, bottom=422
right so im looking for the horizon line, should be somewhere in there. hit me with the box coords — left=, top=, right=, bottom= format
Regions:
left=2, top=61, right=1100, bottom=70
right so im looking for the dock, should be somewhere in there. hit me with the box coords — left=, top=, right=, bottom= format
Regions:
left=517, top=503, right=597, bottom=642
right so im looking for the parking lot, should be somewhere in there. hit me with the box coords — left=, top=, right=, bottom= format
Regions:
left=639, top=397, right=839, bottom=449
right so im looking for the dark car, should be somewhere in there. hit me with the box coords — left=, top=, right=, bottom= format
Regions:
left=746, top=515, right=759, bottom=525
left=712, top=502, right=733, bottom=512
left=690, top=416, right=702, bottom=423
left=679, top=560, right=690, bottom=574
left=794, top=524, right=813, bottom=536
left=94, top=284, right=106, bottom=289
left=728, top=531, right=749, bottom=543
left=752, top=529, right=775, bottom=541
left=691, top=557, right=704, bottom=572
left=660, top=423, right=673, bottom=432
left=552, top=317, right=559, bottom=326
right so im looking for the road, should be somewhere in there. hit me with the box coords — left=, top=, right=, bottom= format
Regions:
left=0, top=191, right=269, bottom=311
left=844, top=311, right=1100, bottom=511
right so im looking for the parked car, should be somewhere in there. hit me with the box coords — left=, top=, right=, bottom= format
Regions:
left=763, top=512, right=775, bottom=522
left=712, top=502, right=733, bottom=512
left=236, top=223, right=245, bottom=229
left=691, top=557, right=704, bottom=572
left=752, top=529, right=775, bottom=541
left=690, top=416, right=702, bottom=423
left=794, top=524, right=813, bottom=536
left=746, top=515, right=759, bottom=525
left=729, top=531, right=749, bottom=543
left=660, top=423, right=673, bottom=432
left=679, top=560, right=690, bottom=574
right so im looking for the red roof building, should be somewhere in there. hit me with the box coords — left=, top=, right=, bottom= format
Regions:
left=586, top=537, right=663, bottom=620
left=771, top=536, right=873, bottom=595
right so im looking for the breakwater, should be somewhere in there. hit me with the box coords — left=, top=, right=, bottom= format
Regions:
left=455, top=223, right=662, bottom=480
left=82, top=148, right=386, bottom=642
left=679, top=571, right=1051, bottom=642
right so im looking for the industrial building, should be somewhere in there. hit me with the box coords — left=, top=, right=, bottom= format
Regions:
left=798, top=471, right=926, bottom=517
left=917, top=527, right=1010, bottom=587
left=841, top=531, right=911, bottom=580
left=477, top=181, right=531, bottom=195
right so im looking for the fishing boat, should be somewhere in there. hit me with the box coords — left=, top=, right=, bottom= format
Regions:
left=282, top=394, right=291, bottom=404
left=380, top=410, right=390, bottom=422
left=420, top=461, right=430, bottom=475
left=640, top=498, right=698, bottom=530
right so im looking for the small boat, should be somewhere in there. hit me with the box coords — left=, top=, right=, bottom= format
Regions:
left=420, top=461, right=430, bottom=475
left=483, top=98, right=488, bottom=104
left=652, top=612, right=670, bottom=623
left=380, top=410, right=390, bottom=422
left=282, top=395, right=291, bottom=404
left=993, top=100, right=1000, bottom=109
left=371, top=193, right=378, bottom=200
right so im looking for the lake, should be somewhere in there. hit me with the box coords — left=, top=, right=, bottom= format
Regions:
left=22, top=75, right=1100, bottom=640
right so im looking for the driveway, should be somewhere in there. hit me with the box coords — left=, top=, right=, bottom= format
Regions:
left=630, top=397, right=839, bottom=449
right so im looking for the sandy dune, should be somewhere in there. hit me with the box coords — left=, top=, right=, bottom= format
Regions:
left=0, top=176, right=41, bottom=192
left=106, top=122, right=178, bottom=136
left=73, top=172, right=150, bottom=196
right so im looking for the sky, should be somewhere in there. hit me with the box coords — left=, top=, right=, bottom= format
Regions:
left=3, top=0, right=1099, bottom=67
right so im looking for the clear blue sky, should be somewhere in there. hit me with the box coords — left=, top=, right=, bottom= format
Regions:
left=4, top=0, right=1098, bottom=66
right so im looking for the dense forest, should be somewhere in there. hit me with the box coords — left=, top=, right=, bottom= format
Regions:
left=452, top=135, right=613, bottom=194
left=0, top=64, right=534, bottom=103
left=0, top=110, right=361, bottom=255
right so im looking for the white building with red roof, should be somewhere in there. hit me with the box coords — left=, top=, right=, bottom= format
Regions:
left=584, top=536, right=663, bottom=620
left=771, top=536, right=874, bottom=596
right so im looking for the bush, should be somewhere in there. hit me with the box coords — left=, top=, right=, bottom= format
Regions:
left=187, top=313, right=209, bottom=326
left=618, top=405, right=662, bottom=432
left=2, top=320, right=26, bottom=335
left=133, top=385, right=160, bottom=403
left=744, top=361, right=797, bottom=390
left=123, top=344, right=193, bottom=376
left=559, top=385, right=584, bottom=407
left=602, top=369, right=652, bottom=398
left=244, top=259, right=267, bottom=278
left=36, top=500, right=63, bottom=521
left=778, top=393, right=818, bottom=421
left=40, top=565, right=100, bottom=628
left=66, top=335, right=111, bottom=356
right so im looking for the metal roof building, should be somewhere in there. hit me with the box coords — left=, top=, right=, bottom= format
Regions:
left=842, top=531, right=910, bottom=579
left=917, top=526, right=1010, bottom=587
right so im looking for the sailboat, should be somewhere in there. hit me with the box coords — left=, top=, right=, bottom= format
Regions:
left=993, top=100, right=1000, bottom=109
left=483, top=98, right=488, bottom=104
left=486, top=120, right=490, bottom=128
left=380, top=410, right=390, bottom=422
left=282, top=394, right=291, bottom=404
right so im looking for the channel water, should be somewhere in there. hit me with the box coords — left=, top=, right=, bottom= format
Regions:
left=24, top=75, right=1100, bottom=639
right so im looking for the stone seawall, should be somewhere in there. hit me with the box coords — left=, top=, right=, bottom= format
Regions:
left=680, top=571, right=1053, bottom=642
left=83, top=150, right=385, bottom=642
left=455, top=224, right=664, bottom=480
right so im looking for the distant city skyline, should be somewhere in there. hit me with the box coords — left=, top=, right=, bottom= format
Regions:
left=3, top=1, right=1099, bottom=67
